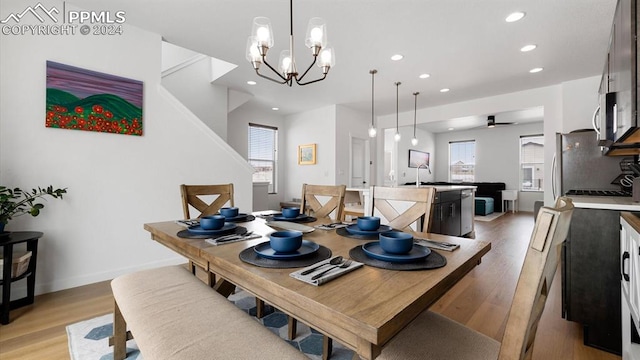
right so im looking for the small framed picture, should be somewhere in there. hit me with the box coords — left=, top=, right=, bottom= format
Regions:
left=298, top=143, right=317, bottom=165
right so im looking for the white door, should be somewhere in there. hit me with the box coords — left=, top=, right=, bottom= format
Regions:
left=351, top=137, right=368, bottom=187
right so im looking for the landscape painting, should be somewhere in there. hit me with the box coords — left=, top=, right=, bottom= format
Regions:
left=46, top=61, right=143, bottom=136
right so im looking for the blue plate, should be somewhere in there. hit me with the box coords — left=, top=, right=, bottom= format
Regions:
left=221, top=213, right=250, bottom=222
left=345, top=224, right=392, bottom=236
left=272, top=214, right=312, bottom=222
left=187, top=223, right=237, bottom=235
left=254, top=240, right=320, bottom=260
left=362, top=242, right=431, bottom=263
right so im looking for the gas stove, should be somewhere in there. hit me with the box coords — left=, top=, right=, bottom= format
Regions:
left=565, top=189, right=631, bottom=197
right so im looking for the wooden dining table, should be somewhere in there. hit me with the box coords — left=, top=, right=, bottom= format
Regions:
left=144, top=215, right=491, bottom=360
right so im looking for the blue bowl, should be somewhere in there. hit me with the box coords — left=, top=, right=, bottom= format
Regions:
left=379, top=231, right=414, bottom=254
left=357, top=216, right=380, bottom=231
left=269, top=230, right=303, bottom=253
left=200, top=215, right=226, bottom=230
left=220, top=207, right=239, bottom=218
left=281, top=207, right=301, bottom=219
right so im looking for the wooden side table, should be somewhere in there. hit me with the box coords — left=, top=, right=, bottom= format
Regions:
left=0, top=231, right=43, bottom=324
left=501, top=190, right=518, bottom=213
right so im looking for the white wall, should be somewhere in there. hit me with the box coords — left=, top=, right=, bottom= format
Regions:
left=434, top=122, right=544, bottom=211
left=0, top=0, right=253, bottom=294
left=284, top=105, right=337, bottom=201
left=375, top=82, right=607, bottom=206
left=561, top=76, right=601, bottom=132
left=161, top=57, right=228, bottom=139
left=227, top=106, right=286, bottom=210
left=395, top=126, right=436, bottom=185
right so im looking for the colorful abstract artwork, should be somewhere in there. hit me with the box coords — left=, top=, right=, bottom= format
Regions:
left=46, top=61, right=143, bottom=136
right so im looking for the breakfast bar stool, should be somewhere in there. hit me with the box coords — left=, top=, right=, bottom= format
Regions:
left=374, top=197, right=574, bottom=360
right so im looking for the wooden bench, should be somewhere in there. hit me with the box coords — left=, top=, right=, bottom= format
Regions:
left=109, top=265, right=308, bottom=360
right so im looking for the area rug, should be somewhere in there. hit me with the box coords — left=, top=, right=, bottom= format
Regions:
left=474, top=212, right=505, bottom=222
left=66, top=289, right=354, bottom=360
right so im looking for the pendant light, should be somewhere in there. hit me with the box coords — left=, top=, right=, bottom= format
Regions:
left=368, top=69, right=378, bottom=138
left=394, top=82, right=401, bottom=142
left=411, top=92, right=419, bottom=146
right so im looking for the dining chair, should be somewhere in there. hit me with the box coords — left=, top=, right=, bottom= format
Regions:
left=300, top=184, right=347, bottom=221
left=367, top=186, right=437, bottom=232
left=287, top=184, right=347, bottom=342
left=180, top=183, right=269, bottom=318
left=373, top=197, right=575, bottom=360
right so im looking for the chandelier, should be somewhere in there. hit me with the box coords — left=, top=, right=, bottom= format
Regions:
left=246, top=0, right=335, bottom=86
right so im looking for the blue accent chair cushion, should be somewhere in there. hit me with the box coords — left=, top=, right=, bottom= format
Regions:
left=475, top=197, right=494, bottom=216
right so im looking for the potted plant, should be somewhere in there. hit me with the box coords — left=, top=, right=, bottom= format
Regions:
left=0, top=185, right=67, bottom=233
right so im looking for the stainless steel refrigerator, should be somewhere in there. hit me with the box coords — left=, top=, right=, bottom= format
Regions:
left=553, top=129, right=625, bottom=197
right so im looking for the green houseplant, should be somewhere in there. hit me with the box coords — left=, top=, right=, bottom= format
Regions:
left=0, top=185, right=67, bottom=233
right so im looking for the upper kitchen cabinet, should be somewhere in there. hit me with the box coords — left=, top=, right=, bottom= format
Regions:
left=602, top=0, right=640, bottom=155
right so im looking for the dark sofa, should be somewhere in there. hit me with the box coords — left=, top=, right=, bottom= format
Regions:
left=405, top=181, right=507, bottom=212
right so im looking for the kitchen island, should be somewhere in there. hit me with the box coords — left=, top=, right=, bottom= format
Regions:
left=351, top=185, right=477, bottom=237
left=563, top=195, right=640, bottom=355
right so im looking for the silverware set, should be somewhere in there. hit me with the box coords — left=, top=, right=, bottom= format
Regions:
left=311, top=259, right=353, bottom=280
left=214, top=231, right=254, bottom=243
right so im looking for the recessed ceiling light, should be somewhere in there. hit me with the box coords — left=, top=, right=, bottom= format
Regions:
left=505, top=12, right=525, bottom=22
left=272, top=107, right=279, bottom=111
left=247, top=80, right=257, bottom=85
left=440, top=88, right=450, bottom=93
left=391, top=54, right=404, bottom=61
left=529, top=67, right=543, bottom=73
left=520, top=44, right=537, bottom=52
left=419, top=73, right=430, bottom=79
left=448, top=127, right=454, bottom=131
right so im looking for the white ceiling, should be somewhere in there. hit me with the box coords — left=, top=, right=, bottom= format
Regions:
left=68, top=0, right=617, bottom=124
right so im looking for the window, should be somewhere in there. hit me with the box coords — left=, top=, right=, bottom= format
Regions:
left=520, top=135, right=544, bottom=191
left=248, top=123, right=277, bottom=193
left=449, top=140, right=475, bottom=182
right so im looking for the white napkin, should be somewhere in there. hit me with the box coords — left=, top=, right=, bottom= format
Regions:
left=290, top=259, right=363, bottom=286
left=205, top=234, right=263, bottom=246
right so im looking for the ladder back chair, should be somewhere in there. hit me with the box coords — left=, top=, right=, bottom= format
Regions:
left=373, top=197, right=575, bottom=360
left=180, top=184, right=234, bottom=286
left=180, top=184, right=267, bottom=318
left=367, top=186, right=437, bottom=232
left=300, top=184, right=346, bottom=221
left=180, top=184, right=234, bottom=219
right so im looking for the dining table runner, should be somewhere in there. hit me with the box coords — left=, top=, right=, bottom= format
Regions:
left=177, top=226, right=247, bottom=239
left=348, top=245, right=447, bottom=270
left=239, top=244, right=332, bottom=268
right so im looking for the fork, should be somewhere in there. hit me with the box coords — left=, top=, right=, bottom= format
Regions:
left=311, top=259, right=353, bottom=280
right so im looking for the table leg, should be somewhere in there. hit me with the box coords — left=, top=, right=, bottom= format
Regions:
left=1, top=244, right=14, bottom=324
left=25, top=239, right=38, bottom=305
left=322, top=336, right=333, bottom=360
left=355, top=338, right=381, bottom=360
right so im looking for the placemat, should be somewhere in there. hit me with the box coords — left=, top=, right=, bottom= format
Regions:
left=177, top=226, right=247, bottom=239
left=225, top=214, right=256, bottom=223
left=239, top=243, right=332, bottom=268
left=348, top=245, right=446, bottom=270
left=336, top=227, right=381, bottom=240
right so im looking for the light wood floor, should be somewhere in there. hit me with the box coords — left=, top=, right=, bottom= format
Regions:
left=0, top=212, right=622, bottom=360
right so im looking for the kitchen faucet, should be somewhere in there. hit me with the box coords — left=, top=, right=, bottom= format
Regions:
left=415, top=163, right=431, bottom=188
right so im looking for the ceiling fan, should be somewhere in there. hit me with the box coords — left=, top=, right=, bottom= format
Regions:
left=487, top=115, right=515, bottom=128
